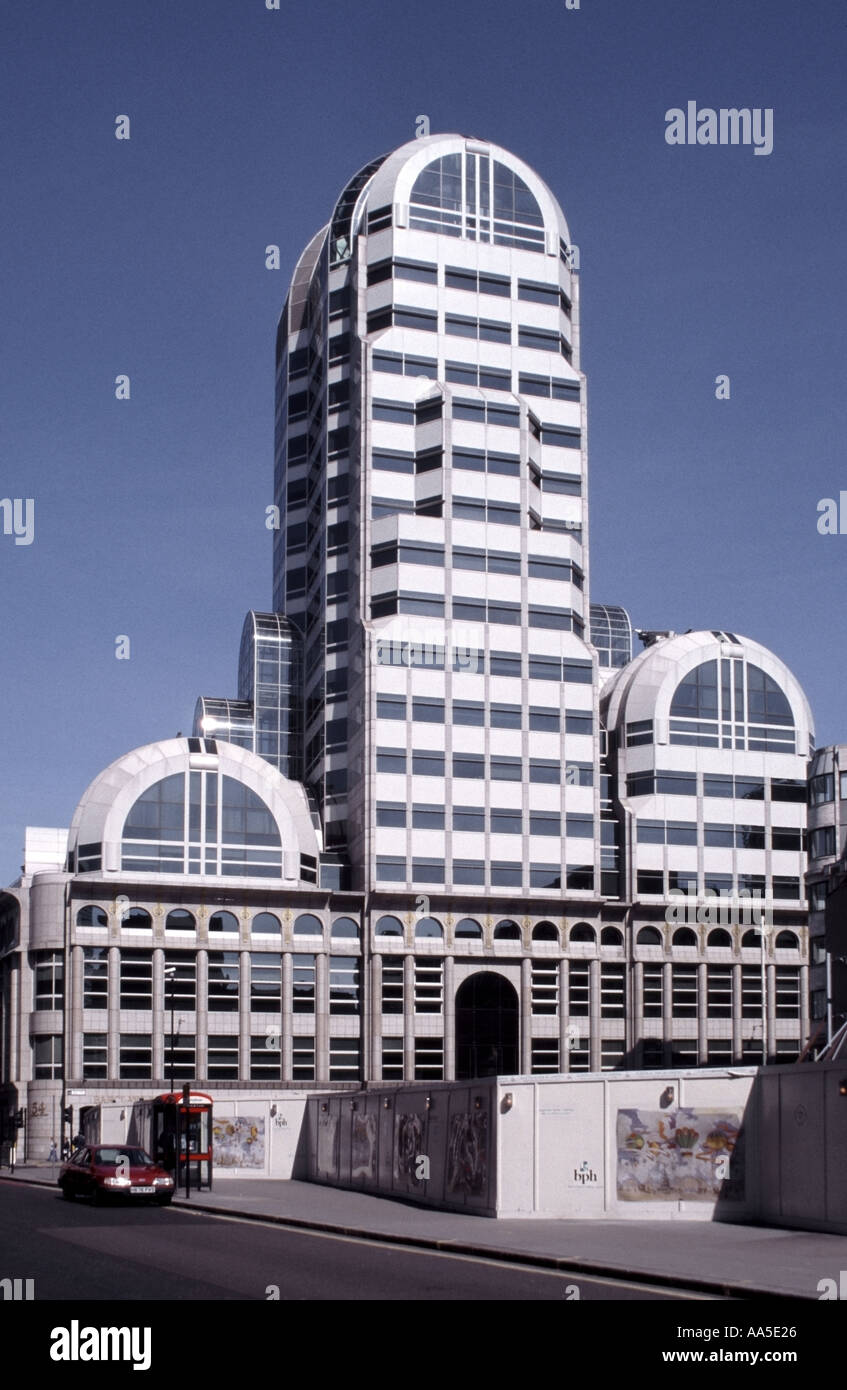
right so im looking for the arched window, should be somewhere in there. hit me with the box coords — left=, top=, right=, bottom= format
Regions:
left=533, top=921, right=559, bottom=942
left=494, top=919, right=521, bottom=940
left=121, top=771, right=283, bottom=877
left=570, top=923, right=596, bottom=944
left=409, top=153, right=545, bottom=251
left=294, top=913, right=322, bottom=936
left=670, top=659, right=795, bottom=751
left=331, top=917, right=359, bottom=939
left=455, top=918, right=482, bottom=939
left=636, top=926, right=662, bottom=945
left=122, top=907, right=151, bottom=929
left=253, top=912, right=281, bottom=934
left=415, top=917, right=443, bottom=939
left=166, top=909, right=195, bottom=931
left=209, top=910, right=239, bottom=933
left=742, top=928, right=765, bottom=947
left=673, top=927, right=697, bottom=947
left=601, top=927, right=623, bottom=946
left=76, top=905, right=107, bottom=927
left=775, top=930, right=799, bottom=949
left=708, top=928, right=732, bottom=947
left=375, top=914, right=403, bottom=937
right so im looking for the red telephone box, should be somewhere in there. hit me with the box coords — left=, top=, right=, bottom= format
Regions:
left=152, top=1092, right=213, bottom=1191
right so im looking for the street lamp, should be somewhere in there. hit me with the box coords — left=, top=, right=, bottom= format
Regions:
left=757, top=909, right=768, bottom=1066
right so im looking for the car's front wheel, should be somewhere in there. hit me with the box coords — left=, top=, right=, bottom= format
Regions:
left=156, top=1195, right=173, bottom=1206
left=60, top=1184, right=75, bottom=1201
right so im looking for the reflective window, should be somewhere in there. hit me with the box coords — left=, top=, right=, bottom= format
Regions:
left=294, top=913, right=323, bottom=936
left=76, top=905, right=108, bottom=928
left=209, top=910, right=239, bottom=932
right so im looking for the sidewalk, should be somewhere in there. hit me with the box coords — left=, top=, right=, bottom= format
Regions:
left=5, top=1163, right=845, bottom=1299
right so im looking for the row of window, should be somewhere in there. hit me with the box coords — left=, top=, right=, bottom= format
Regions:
left=375, top=859, right=601, bottom=889
left=368, top=496, right=582, bottom=536
left=376, top=749, right=592, bottom=780
left=366, top=259, right=572, bottom=317
left=637, top=870, right=803, bottom=899
left=636, top=820, right=805, bottom=850
left=367, top=307, right=573, bottom=361
left=372, top=351, right=580, bottom=404
left=32, top=1031, right=801, bottom=1082
left=377, top=803, right=591, bottom=836
left=375, top=695, right=590, bottom=732
left=626, top=772, right=806, bottom=802
left=371, top=593, right=582, bottom=630
left=371, top=541, right=583, bottom=586
left=373, top=645, right=593, bottom=682
left=368, top=392, right=580, bottom=447
left=809, top=771, right=847, bottom=805
left=74, top=907, right=360, bottom=937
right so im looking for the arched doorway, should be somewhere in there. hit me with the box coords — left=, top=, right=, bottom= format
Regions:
left=455, top=972, right=519, bottom=1079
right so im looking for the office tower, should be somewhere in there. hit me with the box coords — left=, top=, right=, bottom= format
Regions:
left=273, top=133, right=595, bottom=900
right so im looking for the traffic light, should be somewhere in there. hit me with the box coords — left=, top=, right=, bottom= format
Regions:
left=14, top=1109, right=24, bottom=1129
left=62, top=1106, right=73, bottom=1126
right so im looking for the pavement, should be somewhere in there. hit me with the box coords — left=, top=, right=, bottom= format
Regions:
left=4, top=1162, right=845, bottom=1300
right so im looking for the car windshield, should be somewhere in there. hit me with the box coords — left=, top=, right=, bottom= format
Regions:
left=93, top=1148, right=153, bottom=1166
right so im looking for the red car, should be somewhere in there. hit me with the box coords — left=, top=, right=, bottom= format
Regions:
left=58, top=1144, right=174, bottom=1206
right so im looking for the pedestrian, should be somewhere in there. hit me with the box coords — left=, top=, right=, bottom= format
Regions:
left=61, top=1138, right=70, bottom=1160
left=48, top=1138, right=58, bottom=1162
left=71, top=1131, right=85, bottom=1151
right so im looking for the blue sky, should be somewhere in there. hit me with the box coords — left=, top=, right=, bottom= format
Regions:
left=1, top=0, right=845, bottom=883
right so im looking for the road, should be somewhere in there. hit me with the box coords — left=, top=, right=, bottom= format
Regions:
left=0, top=1182, right=715, bottom=1301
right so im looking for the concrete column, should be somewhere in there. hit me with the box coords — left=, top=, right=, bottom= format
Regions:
left=107, top=946, right=121, bottom=1078
left=521, top=958, right=532, bottom=1075
left=633, top=960, right=644, bottom=1065
left=151, top=948, right=165, bottom=1082
left=315, top=953, right=329, bottom=1083
left=239, top=950, right=251, bottom=1082
left=799, top=963, right=810, bottom=1057
left=590, top=957, right=601, bottom=1072
left=732, top=961, right=742, bottom=1063
left=9, top=962, right=20, bottom=1081
left=281, top=952, right=293, bottom=1081
left=558, top=959, right=569, bottom=1071
left=697, top=961, right=708, bottom=1064
left=403, top=955, right=415, bottom=1080
left=69, top=945, right=84, bottom=1080
left=371, top=954, right=383, bottom=1081
left=662, top=960, right=673, bottom=1067
left=443, top=955, right=455, bottom=1081
left=195, top=950, right=208, bottom=1080
left=766, top=963, right=776, bottom=1063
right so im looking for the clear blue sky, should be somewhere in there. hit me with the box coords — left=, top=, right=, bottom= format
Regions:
left=1, top=0, right=845, bottom=883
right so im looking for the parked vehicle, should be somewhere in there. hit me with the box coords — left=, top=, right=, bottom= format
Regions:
left=58, top=1144, right=174, bottom=1206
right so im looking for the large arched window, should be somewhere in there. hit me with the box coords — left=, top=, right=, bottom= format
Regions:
left=707, top=929, right=732, bottom=947
left=669, top=658, right=795, bottom=752
left=601, top=927, right=623, bottom=946
left=121, top=771, right=283, bottom=877
left=455, top=917, right=482, bottom=939
left=775, top=930, right=799, bottom=949
left=494, top=919, right=521, bottom=940
left=122, top=907, right=151, bottom=929
left=673, top=927, right=698, bottom=947
left=409, top=152, right=545, bottom=252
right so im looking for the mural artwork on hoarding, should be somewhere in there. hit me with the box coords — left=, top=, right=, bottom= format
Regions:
left=317, top=1113, right=338, bottom=1177
left=394, top=1112, right=424, bottom=1183
left=447, top=1110, right=488, bottom=1196
left=351, top=1112, right=377, bottom=1179
left=212, top=1116, right=265, bottom=1169
left=616, top=1108, right=744, bottom=1201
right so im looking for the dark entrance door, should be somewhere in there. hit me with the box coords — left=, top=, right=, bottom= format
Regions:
left=455, top=972, right=519, bottom=1079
